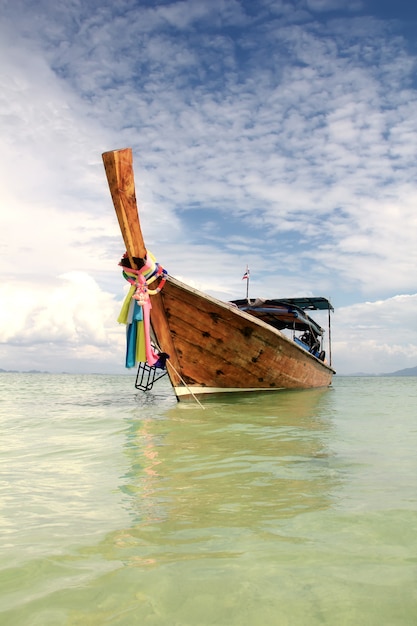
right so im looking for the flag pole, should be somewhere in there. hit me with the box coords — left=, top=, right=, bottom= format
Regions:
left=242, top=265, right=250, bottom=300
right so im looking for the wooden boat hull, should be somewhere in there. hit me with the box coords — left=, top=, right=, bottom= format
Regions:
left=102, top=148, right=335, bottom=401
left=150, top=275, right=335, bottom=399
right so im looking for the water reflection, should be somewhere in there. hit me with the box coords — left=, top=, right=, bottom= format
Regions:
left=115, top=389, right=337, bottom=565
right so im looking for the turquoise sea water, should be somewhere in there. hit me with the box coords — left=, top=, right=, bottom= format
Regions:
left=0, top=373, right=416, bottom=625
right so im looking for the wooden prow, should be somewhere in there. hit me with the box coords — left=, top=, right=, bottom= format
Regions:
left=102, top=148, right=146, bottom=268
left=102, top=147, right=184, bottom=390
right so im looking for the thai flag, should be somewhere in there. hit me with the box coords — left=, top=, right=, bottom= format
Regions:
left=242, top=267, right=250, bottom=280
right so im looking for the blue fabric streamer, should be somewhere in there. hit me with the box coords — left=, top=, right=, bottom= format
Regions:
left=132, top=300, right=143, bottom=322
left=125, top=321, right=138, bottom=368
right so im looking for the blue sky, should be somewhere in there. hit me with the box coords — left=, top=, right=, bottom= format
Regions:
left=1, top=0, right=417, bottom=375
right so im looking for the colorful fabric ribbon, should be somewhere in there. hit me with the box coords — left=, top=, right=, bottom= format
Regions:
left=117, top=251, right=168, bottom=369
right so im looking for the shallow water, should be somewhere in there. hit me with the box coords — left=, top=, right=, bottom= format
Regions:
left=0, top=374, right=416, bottom=625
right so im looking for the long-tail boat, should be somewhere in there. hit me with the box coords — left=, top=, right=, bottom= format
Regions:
left=102, top=148, right=335, bottom=401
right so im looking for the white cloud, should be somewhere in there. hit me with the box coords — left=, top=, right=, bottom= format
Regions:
left=306, top=0, right=363, bottom=13
left=333, top=294, right=417, bottom=374
left=0, top=273, right=125, bottom=373
left=1, top=0, right=417, bottom=375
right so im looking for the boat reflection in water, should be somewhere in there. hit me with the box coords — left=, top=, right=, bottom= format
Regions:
left=115, top=388, right=336, bottom=567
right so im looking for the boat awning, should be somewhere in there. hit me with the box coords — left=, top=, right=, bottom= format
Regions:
left=275, top=297, right=334, bottom=312
left=230, top=297, right=333, bottom=335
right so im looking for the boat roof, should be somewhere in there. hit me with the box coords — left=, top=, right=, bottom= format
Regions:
left=230, top=297, right=333, bottom=335
left=267, top=297, right=334, bottom=312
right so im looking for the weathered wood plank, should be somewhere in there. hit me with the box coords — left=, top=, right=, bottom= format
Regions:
left=154, top=277, right=333, bottom=391
left=102, top=148, right=146, bottom=268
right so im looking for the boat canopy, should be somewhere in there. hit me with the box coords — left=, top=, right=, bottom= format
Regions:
left=230, top=297, right=333, bottom=335
left=276, top=297, right=334, bottom=312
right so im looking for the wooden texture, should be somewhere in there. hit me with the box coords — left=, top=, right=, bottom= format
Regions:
left=152, top=276, right=334, bottom=395
left=102, top=148, right=146, bottom=268
left=149, top=294, right=184, bottom=388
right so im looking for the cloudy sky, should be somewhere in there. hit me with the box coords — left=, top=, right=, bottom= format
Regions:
left=1, top=0, right=417, bottom=376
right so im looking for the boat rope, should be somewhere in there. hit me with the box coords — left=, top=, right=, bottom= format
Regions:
left=117, top=251, right=168, bottom=369
left=150, top=336, right=205, bottom=409
left=166, top=360, right=206, bottom=410
left=120, top=251, right=168, bottom=300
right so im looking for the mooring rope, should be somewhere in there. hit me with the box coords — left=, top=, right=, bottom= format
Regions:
left=165, top=360, right=206, bottom=409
